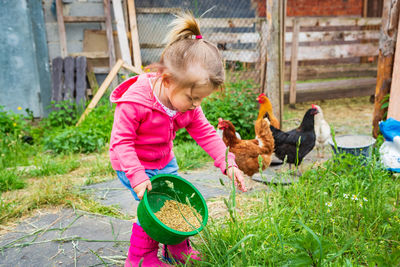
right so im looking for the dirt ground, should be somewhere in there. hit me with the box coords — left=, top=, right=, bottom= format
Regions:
left=282, top=95, right=374, bottom=136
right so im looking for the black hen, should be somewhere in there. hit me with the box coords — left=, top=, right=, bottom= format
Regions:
left=269, top=107, right=318, bottom=166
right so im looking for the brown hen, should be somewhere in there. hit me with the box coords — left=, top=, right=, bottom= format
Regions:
left=218, top=117, right=274, bottom=177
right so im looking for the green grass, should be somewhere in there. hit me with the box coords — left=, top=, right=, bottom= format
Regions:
left=174, top=142, right=212, bottom=171
left=24, top=154, right=81, bottom=177
left=0, top=169, right=25, bottom=192
left=195, top=152, right=400, bottom=266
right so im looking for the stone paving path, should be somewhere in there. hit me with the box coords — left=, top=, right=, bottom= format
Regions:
left=0, top=149, right=328, bottom=267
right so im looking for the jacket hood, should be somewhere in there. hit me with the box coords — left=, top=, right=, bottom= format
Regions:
left=110, top=73, right=157, bottom=107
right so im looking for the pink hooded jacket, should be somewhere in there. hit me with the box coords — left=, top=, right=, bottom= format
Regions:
left=109, top=73, right=236, bottom=188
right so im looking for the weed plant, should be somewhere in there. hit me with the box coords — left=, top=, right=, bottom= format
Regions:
left=196, top=151, right=400, bottom=266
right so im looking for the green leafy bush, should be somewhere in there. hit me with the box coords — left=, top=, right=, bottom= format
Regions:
left=43, top=100, right=114, bottom=153
left=202, top=79, right=259, bottom=140
left=174, top=80, right=259, bottom=144
left=0, top=106, right=33, bottom=168
left=44, top=127, right=106, bottom=153
left=45, top=101, right=78, bottom=128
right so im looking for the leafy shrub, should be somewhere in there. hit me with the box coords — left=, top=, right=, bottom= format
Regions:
left=45, top=101, right=78, bottom=128
left=0, top=106, right=33, bottom=168
left=174, top=80, right=259, bottom=144
left=0, top=105, right=29, bottom=136
left=202, top=79, right=259, bottom=140
left=44, top=127, right=107, bottom=153
left=43, top=100, right=114, bottom=153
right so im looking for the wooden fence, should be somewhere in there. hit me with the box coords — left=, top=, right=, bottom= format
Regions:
left=285, top=17, right=381, bottom=104
left=137, top=14, right=381, bottom=103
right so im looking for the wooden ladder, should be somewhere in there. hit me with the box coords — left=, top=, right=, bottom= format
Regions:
left=55, top=0, right=116, bottom=69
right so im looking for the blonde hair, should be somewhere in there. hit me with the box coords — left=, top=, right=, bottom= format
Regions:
left=151, top=12, right=225, bottom=91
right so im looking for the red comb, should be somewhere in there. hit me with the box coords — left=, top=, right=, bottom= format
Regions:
left=258, top=93, right=266, bottom=97
left=311, top=104, right=316, bottom=109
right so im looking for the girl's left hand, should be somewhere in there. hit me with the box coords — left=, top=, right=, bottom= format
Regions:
left=226, top=166, right=247, bottom=192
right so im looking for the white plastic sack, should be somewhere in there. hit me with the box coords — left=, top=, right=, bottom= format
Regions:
left=379, top=136, right=400, bottom=172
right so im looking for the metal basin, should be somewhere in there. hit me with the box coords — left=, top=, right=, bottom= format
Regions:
left=328, top=135, right=376, bottom=157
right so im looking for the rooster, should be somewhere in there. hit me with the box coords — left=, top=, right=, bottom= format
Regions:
left=218, top=117, right=274, bottom=177
left=269, top=107, right=318, bottom=169
left=257, top=93, right=280, bottom=129
left=312, top=104, right=331, bottom=158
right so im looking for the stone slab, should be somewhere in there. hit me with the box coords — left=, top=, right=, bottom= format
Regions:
left=0, top=209, right=131, bottom=267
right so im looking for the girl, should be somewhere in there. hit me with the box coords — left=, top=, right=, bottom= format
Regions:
left=109, top=12, right=247, bottom=267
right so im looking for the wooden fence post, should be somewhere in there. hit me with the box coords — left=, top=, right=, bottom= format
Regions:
left=127, top=0, right=143, bottom=68
left=388, top=15, right=400, bottom=120
left=259, top=19, right=267, bottom=93
left=289, top=18, right=299, bottom=107
left=372, top=0, right=400, bottom=137
left=263, top=0, right=285, bottom=124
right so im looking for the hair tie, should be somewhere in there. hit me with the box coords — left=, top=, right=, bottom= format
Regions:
left=192, top=35, right=203, bottom=39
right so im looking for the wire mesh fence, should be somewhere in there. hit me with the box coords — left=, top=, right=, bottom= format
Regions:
left=135, top=0, right=264, bottom=87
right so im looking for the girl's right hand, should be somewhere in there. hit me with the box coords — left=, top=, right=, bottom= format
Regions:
left=133, top=180, right=152, bottom=200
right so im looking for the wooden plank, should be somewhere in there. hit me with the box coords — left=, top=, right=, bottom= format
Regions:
left=363, top=0, right=369, bottom=17
left=86, top=70, right=99, bottom=95
left=284, top=63, right=377, bottom=80
left=285, top=30, right=380, bottom=43
left=51, top=57, right=63, bottom=102
left=127, top=0, right=142, bottom=68
left=289, top=19, right=299, bottom=106
left=104, top=0, right=116, bottom=68
left=75, top=56, right=87, bottom=112
left=63, top=16, right=106, bottom=23
left=113, top=0, right=132, bottom=65
left=63, top=56, right=75, bottom=101
left=122, top=62, right=144, bottom=74
left=76, top=59, right=124, bottom=126
left=286, top=17, right=382, bottom=27
left=83, top=30, right=120, bottom=53
left=198, top=18, right=258, bottom=29
left=285, top=42, right=379, bottom=61
left=55, top=0, right=67, bottom=58
left=69, top=51, right=108, bottom=58
left=283, top=78, right=376, bottom=103
left=205, top=32, right=260, bottom=43
left=388, top=15, right=400, bottom=120
left=136, top=7, right=183, bottom=14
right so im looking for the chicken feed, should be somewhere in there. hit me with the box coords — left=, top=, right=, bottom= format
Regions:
left=154, top=200, right=202, bottom=232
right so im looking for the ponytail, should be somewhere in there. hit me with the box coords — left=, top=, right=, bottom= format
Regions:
left=151, top=12, right=225, bottom=90
left=164, top=12, right=201, bottom=48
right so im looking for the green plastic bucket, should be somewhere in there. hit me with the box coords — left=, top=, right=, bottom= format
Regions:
left=137, top=174, right=208, bottom=245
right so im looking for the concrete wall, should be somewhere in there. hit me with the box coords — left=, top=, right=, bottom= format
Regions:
left=0, top=0, right=51, bottom=117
